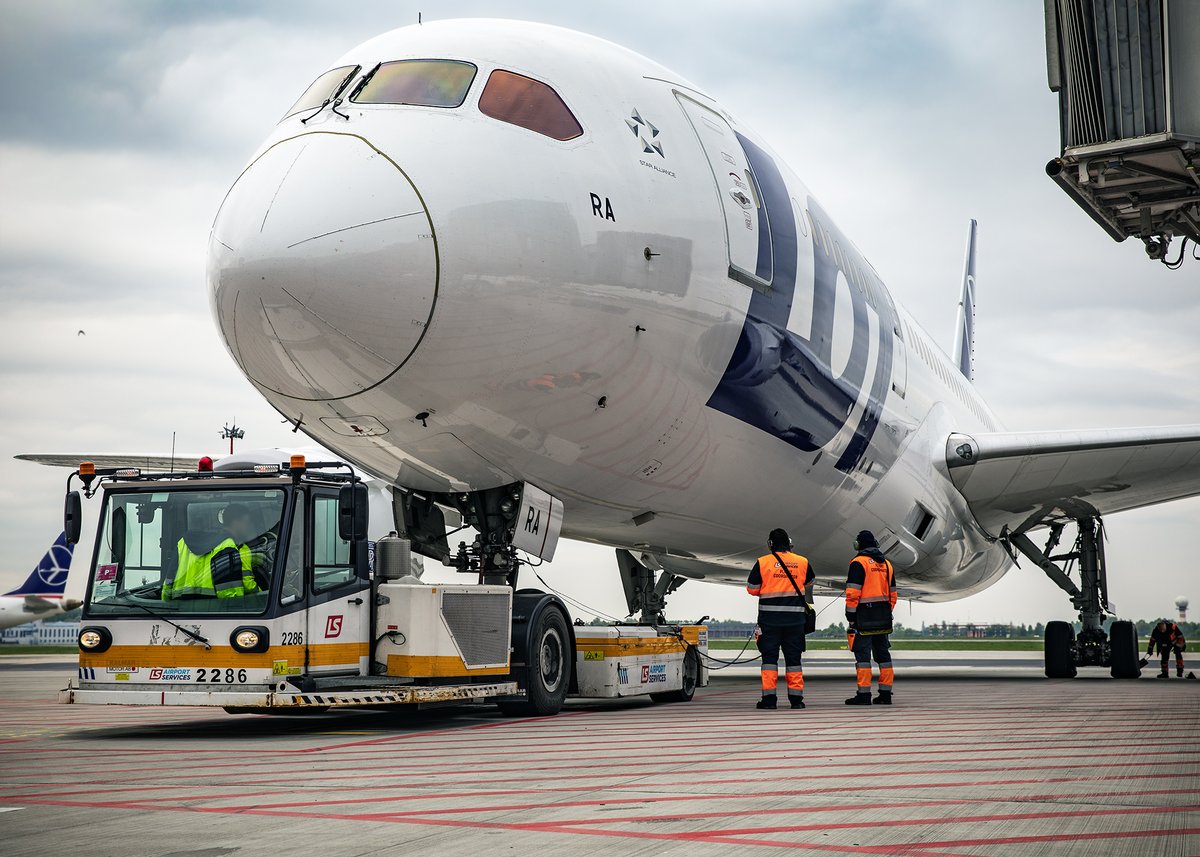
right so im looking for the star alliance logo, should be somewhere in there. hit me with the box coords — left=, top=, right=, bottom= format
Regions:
left=627, top=108, right=664, bottom=157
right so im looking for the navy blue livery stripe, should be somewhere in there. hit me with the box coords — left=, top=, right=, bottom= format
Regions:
left=704, top=133, right=895, bottom=473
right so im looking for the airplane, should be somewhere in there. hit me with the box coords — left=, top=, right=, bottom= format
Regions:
left=69, top=19, right=1200, bottom=678
left=0, top=532, right=80, bottom=631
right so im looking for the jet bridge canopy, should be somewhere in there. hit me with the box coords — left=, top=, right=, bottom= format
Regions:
left=1043, top=0, right=1200, bottom=266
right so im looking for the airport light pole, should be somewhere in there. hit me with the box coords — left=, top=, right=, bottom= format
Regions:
left=220, top=422, right=245, bottom=455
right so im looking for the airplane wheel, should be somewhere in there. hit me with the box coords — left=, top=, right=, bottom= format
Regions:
left=498, top=605, right=570, bottom=717
left=1045, top=620, right=1077, bottom=678
left=1109, top=620, right=1141, bottom=679
left=651, top=647, right=699, bottom=703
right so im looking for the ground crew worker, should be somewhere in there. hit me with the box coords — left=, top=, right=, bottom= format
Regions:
left=224, top=503, right=274, bottom=588
left=1147, top=620, right=1187, bottom=678
left=747, top=528, right=815, bottom=709
left=844, top=530, right=897, bottom=705
left=163, top=504, right=257, bottom=600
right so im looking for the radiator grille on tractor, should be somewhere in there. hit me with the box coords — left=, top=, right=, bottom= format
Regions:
left=441, top=591, right=511, bottom=667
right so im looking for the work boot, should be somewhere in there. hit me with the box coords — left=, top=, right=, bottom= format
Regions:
left=874, top=691, right=893, bottom=706
left=1179, top=669, right=1185, bottom=678
left=789, top=696, right=805, bottom=709
left=1158, top=671, right=1169, bottom=678
left=756, top=695, right=777, bottom=709
left=845, top=692, right=872, bottom=705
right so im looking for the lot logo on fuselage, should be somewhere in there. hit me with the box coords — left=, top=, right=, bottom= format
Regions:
left=706, top=134, right=899, bottom=473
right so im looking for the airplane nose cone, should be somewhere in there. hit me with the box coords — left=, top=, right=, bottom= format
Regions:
left=208, top=133, right=437, bottom=401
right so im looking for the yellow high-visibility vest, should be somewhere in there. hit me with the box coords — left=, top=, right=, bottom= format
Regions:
left=163, top=537, right=255, bottom=600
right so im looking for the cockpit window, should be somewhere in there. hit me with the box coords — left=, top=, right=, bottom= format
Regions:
left=478, top=70, right=583, bottom=141
left=282, top=65, right=360, bottom=120
left=350, top=59, right=477, bottom=108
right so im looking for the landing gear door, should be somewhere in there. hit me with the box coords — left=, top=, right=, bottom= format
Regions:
left=676, top=94, right=770, bottom=290
left=305, top=490, right=370, bottom=676
left=511, top=483, right=564, bottom=562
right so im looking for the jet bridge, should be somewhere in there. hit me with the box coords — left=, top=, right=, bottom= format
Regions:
left=1043, top=0, right=1200, bottom=267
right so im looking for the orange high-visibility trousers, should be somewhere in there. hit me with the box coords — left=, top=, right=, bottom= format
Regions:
left=851, top=632, right=893, bottom=692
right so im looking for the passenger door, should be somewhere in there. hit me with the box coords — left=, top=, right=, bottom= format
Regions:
left=676, top=94, right=770, bottom=289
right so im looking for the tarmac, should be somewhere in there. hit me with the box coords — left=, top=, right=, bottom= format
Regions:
left=1, top=652, right=1197, bottom=857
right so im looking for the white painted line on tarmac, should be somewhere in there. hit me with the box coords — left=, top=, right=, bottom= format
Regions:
left=0, top=807, right=25, bottom=813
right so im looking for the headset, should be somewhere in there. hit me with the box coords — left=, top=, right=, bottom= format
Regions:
left=767, top=528, right=792, bottom=551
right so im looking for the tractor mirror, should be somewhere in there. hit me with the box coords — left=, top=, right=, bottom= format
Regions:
left=338, top=483, right=368, bottom=542
left=64, top=491, right=83, bottom=545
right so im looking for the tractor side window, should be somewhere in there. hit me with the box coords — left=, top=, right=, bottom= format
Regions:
left=312, top=494, right=354, bottom=592
left=92, top=496, right=165, bottom=600
left=478, top=70, right=582, bottom=140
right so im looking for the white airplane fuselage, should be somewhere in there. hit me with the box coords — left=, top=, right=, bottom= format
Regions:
left=0, top=596, right=69, bottom=631
left=209, top=20, right=1010, bottom=598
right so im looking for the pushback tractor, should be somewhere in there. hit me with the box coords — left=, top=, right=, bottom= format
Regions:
left=59, top=453, right=707, bottom=715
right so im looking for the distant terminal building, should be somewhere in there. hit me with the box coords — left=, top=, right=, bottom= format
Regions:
left=1, top=620, right=80, bottom=646
left=920, top=622, right=1016, bottom=639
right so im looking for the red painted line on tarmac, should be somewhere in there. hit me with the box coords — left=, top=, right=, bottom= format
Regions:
left=301, top=709, right=594, bottom=752
left=62, top=802, right=976, bottom=857
left=267, top=724, right=1200, bottom=758
left=77, top=747, right=1200, bottom=788
left=523, top=787, right=1200, bottom=827
left=899, top=826, right=1200, bottom=849
left=687, top=803, right=1200, bottom=838
left=0, top=785, right=295, bottom=802
left=50, top=737, right=1185, bottom=778
left=62, top=771, right=1187, bottom=818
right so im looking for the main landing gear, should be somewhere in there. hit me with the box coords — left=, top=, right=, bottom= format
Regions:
left=615, top=549, right=686, bottom=623
left=1007, top=516, right=1141, bottom=679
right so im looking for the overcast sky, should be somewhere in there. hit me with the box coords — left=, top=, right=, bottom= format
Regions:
left=1, top=2, right=1196, bottom=628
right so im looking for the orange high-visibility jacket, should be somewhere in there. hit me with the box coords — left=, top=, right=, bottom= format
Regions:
left=747, top=551, right=814, bottom=625
left=845, top=554, right=897, bottom=633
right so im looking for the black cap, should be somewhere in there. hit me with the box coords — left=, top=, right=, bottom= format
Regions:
left=768, top=528, right=790, bottom=550
left=855, top=529, right=878, bottom=549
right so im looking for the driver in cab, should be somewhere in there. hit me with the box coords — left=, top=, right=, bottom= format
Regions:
left=163, top=504, right=262, bottom=600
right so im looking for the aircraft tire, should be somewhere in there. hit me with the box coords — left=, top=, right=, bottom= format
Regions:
left=1046, top=619, right=1084, bottom=676
left=651, top=646, right=699, bottom=703
left=1109, top=620, right=1141, bottom=679
left=497, top=605, right=571, bottom=717
left=1045, top=620, right=1077, bottom=678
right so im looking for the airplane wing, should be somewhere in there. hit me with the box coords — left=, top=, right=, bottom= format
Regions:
left=946, top=425, right=1200, bottom=537
left=14, top=454, right=209, bottom=471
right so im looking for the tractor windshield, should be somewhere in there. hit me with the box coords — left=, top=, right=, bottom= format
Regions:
left=86, top=487, right=287, bottom=616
